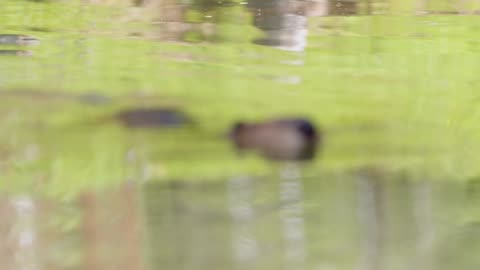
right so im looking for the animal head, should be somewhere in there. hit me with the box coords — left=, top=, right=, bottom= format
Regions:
left=296, top=120, right=317, bottom=139
left=230, top=121, right=250, bottom=149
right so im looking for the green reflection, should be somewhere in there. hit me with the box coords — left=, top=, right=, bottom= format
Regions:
left=0, top=0, right=479, bottom=195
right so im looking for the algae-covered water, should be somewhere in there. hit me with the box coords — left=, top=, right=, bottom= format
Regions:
left=1, top=0, right=480, bottom=269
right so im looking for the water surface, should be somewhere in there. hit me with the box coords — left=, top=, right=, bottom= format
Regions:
left=1, top=0, right=480, bottom=269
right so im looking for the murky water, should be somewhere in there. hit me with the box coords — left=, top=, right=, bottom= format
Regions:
left=3, top=171, right=480, bottom=270
left=2, top=0, right=480, bottom=269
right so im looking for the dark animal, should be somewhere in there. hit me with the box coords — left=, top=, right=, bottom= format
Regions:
left=115, top=108, right=191, bottom=128
left=229, top=118, right=320, bottom=161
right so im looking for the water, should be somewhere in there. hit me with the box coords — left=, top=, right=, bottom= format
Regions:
left=1, top=0, right=480, bottom=269
left=2, top=171, right=480, bottom=270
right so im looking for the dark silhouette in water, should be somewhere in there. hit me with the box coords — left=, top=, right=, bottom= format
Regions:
left=115, top=108, right=192, bottom=128
left=230, top=118, right=320, bottom=161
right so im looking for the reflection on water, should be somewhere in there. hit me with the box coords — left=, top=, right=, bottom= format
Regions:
left=357, top=169, right=385, bottom=270
left=144, top=173, right=480, bottom=270
left=2, top=172, right=480, bottom=269
left=247, top=0, right=308, bottom=51
left=147, top=0, right=357, bottom=49
left=0, top=196, right=39, bottom=270
left=0, top=34, right=39, bottom=46
left=279, top=167, right=306, bottom=268
left=2, top=0, right=480, bottom=269
left=228, top=176, right=258, bottom=264
left=79, top=184, right=144, bottom=270
left=0, top=50, right=32, bottom=56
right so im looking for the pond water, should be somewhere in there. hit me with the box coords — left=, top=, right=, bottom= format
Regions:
left=1, top=0, right=480, bottom=269
left=3, top=172, right=480, bottom=270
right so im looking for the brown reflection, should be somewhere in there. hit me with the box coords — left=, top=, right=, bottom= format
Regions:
left=0, top=196, right=39, bottom=270
left=0, top=187, right=146, bottom=270
left=0, top=196, right=15, bottom=270
left=328, top=0, right=358, bottom=15
left=140, top=0, right=360, bottom=46
left=15, top=197, right=39, bottom=270
left=155, top=0, right=189, bottom=41
left=143, top=0, right=218, bottom=42
left=79, top=183, right=144, bottom=270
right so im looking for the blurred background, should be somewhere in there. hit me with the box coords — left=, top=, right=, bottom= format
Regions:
left=2, top=0, right=480, bottom=269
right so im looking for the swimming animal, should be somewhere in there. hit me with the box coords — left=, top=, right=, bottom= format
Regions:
left=229, top=118, right=320, bottom=161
